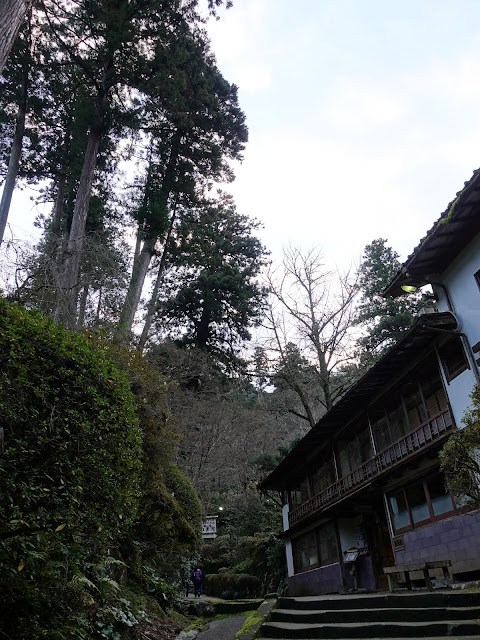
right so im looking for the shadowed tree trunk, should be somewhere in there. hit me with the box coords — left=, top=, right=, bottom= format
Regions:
left=118, top=235, right=157, bottom=334
left=0, top=0, right=32, bottom=73
left=137, top=204, right=177, bottom=351
left=76, top=281, right=89, bottom=329
left=52, top=172, right=66, bottom=235
left=0, top=50, right=28, bottom=246
left=55, top=87, right=107, bottom=327
left=118, top=130, right=182, bottom=334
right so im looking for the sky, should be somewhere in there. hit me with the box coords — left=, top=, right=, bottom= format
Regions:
left=5, top=0, right=480, bottom=273
left=205, top=0, right=480, bottom=270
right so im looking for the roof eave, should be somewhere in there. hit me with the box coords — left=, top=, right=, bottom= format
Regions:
left=259, top=311, right=458, bottom=492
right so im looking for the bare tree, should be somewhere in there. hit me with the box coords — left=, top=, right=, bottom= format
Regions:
left=265, top=246, right=358, bottom=427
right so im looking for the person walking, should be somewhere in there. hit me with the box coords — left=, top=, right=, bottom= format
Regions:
left=191, top=566, right=205, bottom=597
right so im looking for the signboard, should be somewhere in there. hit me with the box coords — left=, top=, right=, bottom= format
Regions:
left=202, top=516, right=218, bottom=539
left=343, top=549, right=360, bottom=563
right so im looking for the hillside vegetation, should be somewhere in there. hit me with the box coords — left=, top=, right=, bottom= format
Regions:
left=0, top=297, right=202, bottom=639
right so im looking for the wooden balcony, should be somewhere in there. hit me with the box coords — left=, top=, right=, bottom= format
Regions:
left=288, top=408, right=454, bottom=528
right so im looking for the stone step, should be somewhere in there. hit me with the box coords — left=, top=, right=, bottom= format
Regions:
left=277, top=591, right=480, bottom=610
left=271, top=606, right=480, bottom=624
left=261, top=637, right=480, bottom=640
left=261, top=620, right=480, bottom=638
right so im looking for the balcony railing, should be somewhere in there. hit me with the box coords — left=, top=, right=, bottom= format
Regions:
left=288, top=408, right=454, bottom=528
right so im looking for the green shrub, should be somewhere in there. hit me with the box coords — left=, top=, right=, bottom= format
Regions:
left=440, top=382, right=480, bottom=506
left=205, top=572, right=261, bottom=599
left=0, top=298, right=142, bottom=638
left=0, top=300, right=204, bottom=637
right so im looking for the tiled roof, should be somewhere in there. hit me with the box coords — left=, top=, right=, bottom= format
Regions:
left=259, top=311, right=457, bottom=491
left=384, top=168, right=480, bottom=297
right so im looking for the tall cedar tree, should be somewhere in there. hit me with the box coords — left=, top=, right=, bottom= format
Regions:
left=118, top=25, right=248, bottom=334
left=0, top=12, right=38, bottom=246
left=354, top=238, right=425, bottom=366
left=44, top=0, right=161, bottom=326
left=46, top=0, right=228, bottom=327
left=0, top=0, right=32, bottom=73
left=151, top=193, right=268, bottom=366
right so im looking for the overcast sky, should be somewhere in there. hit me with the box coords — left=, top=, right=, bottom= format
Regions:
left=5, top=0, right=480, bottom=273
left=206, top=0, right=480, bottom=270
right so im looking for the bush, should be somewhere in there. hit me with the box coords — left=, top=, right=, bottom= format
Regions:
left=0, top=299, right=142, bottom=638
left=205, top=572, right=261, bottom=599
left=87, top=332, right=203, bottom=583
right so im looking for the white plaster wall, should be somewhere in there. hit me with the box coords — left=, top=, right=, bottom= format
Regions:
left=282, top=503, right=289, bottom=532
left=435, top=233, right=480, bottom=347
left=432, top=232, right=480, bottom=426
left=282, top=503, right=294, bottom=576
left=285, top=539, right=294, bottom=577
left=440, top=367, right=476, bottom=429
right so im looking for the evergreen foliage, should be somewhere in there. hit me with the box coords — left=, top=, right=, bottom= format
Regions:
left=354, top=238, right=425, bottom=365
left=252, top=436, right=303, bottom=473
left=0, top=297, right=141, bottom=637
left=159, top=193, right=268, bottom=366
left=201, top=487, right=286, bottom=598
left=440, top=383, right=480, bottom=507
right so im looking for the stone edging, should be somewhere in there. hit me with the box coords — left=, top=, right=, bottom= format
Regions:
left=175, top=597, right=278, bottom=640
left=234, top=598, right=278, bottom=640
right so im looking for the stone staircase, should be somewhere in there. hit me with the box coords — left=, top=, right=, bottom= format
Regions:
left=260, top=591, right=480, bottom=639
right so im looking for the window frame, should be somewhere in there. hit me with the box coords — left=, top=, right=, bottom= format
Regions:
left=292, top=521, right=339, bottom=574
left=289, top=478, right=310, bottom=508
left=437, top=336, right=469, bottom=383
left=370, top=358, right=448, bottom=453
left=387, top=472, right=459, bottom=535
left=335, top=418, right=373, bottom=478
left=474, top=269, right=480, bottom=293
left=309, top=458, right=335, bottom=497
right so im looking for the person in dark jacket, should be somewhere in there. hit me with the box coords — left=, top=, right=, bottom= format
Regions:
left=191, top=566, right=205, bottom=597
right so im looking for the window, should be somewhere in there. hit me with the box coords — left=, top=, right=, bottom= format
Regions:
left=401, top=380, right=427, bottom=429
left=310, top=459, right=335, bottom=496
left=370, top=359, right=448, bottom=452
left=387, top=472, right=457, bottom=534
left=389, top=490, right=410, bottom=530
left=292, top=521, right=339, bottom=573
left=438, top=337, right=469, bottom=382
left=337, top=419, right=373, bottom=478
left=370, top=407, right=390, bottom=451
left=317, top=521, right=338, bottom=565
left=293, top=530, right=318, bottom=573
left=419, top=362, right=448, bottom=416
left=385, top=393, right=408, bottom=442
left=289, top=479, right=309, bottom=508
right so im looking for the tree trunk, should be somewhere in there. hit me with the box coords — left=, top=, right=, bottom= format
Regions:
left=52, top=170, right=66, bottom=234
left=195, top=301, right=212, bottom=349
left=137, top=205, right=178, bottom=351
left=117, top=130, right=183, bottom=335
left=0, top=59, right=28, bottom=246
left=76, top=281, right=89, bottom=329
left=318, top=349, right=333, bottom=411
left=95, top=289, right=102, bottom=324
left=55, top=89, right=107, bottom=328
left=0, top=0, right=32, bottom=73
left=117, top=234, right=157, bottom=334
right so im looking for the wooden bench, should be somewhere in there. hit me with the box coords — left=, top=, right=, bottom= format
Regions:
left=383, top=560, right=451, bottom=592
